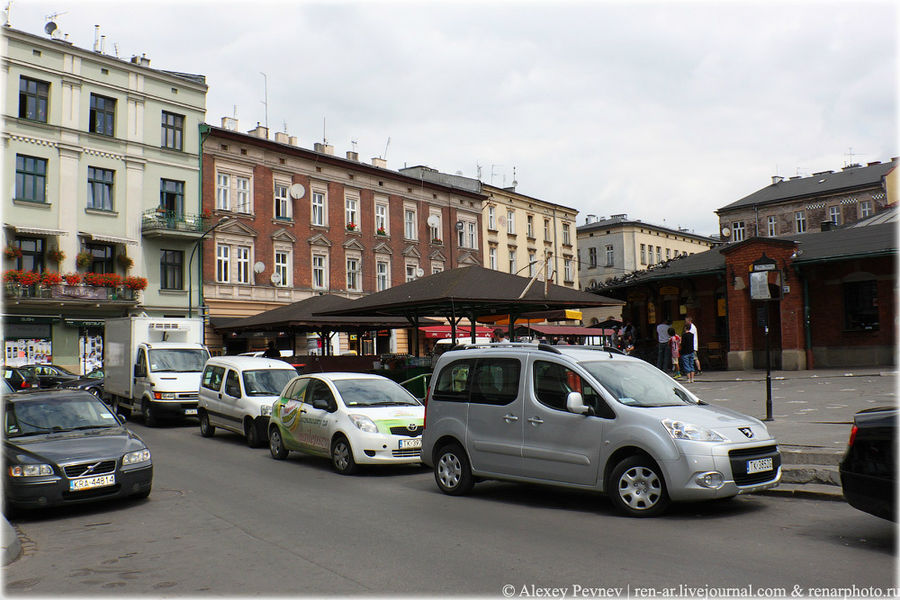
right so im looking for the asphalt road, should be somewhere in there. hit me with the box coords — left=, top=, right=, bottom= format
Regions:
left=5, top=419, right=897, bottom=597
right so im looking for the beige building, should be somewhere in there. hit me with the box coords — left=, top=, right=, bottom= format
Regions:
left=577, top=214, right=715, bottom=290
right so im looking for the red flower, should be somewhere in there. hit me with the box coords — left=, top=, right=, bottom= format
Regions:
left=18, top=271, right=41, bottom=286
left=3, top=270, right=21, bottom=283
left=124, top=276, right=148, bottom=291
left=41, top=272, right=63, bottom=286
left=63, top=272, right=82, bottom=286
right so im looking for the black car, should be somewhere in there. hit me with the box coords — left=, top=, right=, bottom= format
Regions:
left=57, top=368, right=104, bottom=397
left=3, top=389, right=153, bottom=511
left=839, top=407, right=896, bottom=521
left=18, top=364, right=80, bottom=388
left=3, top=366, right=40, bottom=391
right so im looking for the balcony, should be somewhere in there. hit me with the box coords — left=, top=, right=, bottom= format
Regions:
left=142, top=209, right=208, bottom=239
left=5, top=283, right=139, bottom=303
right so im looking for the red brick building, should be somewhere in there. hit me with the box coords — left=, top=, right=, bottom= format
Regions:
left=594, top=219, right=896, bottom=370
left=199, top=121, right=484, bottom=354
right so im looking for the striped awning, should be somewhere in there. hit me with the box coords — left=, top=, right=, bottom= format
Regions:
left=6, top=225, right=69, bottom=236
left=79, top=232, right=139, bottom=246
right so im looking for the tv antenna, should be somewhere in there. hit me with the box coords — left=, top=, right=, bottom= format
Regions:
left=351, top=139, right=358, bottom=152
left=843, top=147, right=863, bottom=167
left=43, top=10, right=66, bottom=37
left=259, top=72, right=268, bottom=132
left=382, top=137, right=391, bottom=160
left=322, top=116, right=327, bottom=144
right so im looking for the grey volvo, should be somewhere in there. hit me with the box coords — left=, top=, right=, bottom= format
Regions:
left=421, top=343, right=781, bottom=517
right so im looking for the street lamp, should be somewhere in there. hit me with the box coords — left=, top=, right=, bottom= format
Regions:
left=188, top=216, right=232, bottom=318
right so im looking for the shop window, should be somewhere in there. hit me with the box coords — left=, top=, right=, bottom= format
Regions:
left=844, top=280, right=878, bottom=331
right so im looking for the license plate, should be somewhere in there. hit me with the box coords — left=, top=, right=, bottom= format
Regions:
left=184, top=408, right=198, bottom=416
left=399, top=438, right=422, bottom=450
left=70, top=474, right=116, bottom=491
left=747, top=457, right=773, bottom=474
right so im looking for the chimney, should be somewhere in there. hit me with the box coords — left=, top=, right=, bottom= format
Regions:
left=289, top=136, right=298, bottom=146
left=93, top=25, right=100, bottom=52
left=100, top=35, right=106, bottom=54
left=772, top=175, right=784, bottom=184
left=821, top=221, right=833, bottom=232
left=248, top=123, right=268, bottom=139
left=221, top=117, right=238, bottom=131
left=586, top=214, right=597, bottom=224
left=346, top=151, right=359, bottom=161
left=371, top=157, right=387, bottom=168
left=138, top=53, right=150, bottom=67
left=274, top=132, right=290, bottom=144
left=314, top=143, right=334, bottom=155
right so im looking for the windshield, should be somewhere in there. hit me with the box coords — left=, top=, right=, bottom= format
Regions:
left=581, top=361, right=701, bottom=408
left=5, top=396, right=120, bottom=437
left=85, top=369, right=104, bottom=379
left=148, top=349, right=209, bottom=373
left=242, top=369, right=296, bottom=396
left=333, top=379, right=421, bottom=407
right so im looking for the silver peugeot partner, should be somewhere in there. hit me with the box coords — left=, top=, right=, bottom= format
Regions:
left=421, top=343, right=781, bottom=517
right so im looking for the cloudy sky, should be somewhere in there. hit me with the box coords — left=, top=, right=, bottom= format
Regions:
left=10, top=1, right=897, bottom=236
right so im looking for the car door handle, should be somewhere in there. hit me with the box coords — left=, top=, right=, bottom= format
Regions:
left=218, top=393, right=222, bottom=399
left=502, top=414, right=518, bottom=423
left=527, top=417, right=544, bottom=426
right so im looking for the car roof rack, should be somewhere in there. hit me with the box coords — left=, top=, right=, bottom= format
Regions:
left=446, top=342, right=561, bottom=354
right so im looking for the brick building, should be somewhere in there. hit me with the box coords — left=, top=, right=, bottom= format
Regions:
left=199, top=120, right=484, bottom=354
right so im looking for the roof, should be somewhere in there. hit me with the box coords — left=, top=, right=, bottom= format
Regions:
left=849, top=205, right=897, bottom=227
left=717, top=160, right=896, bottom=213
left=577, top=216, right=715, bottom=244
left=518, top=324, right=614, bottom=336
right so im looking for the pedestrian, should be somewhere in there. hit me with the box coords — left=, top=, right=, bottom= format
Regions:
left=656, top=319, right=671, bottom=372
left=262, top=341, right=280, bottom=358
left=680, top=326, right=696, bottom=383
left=668, top=327, right=682, bottom=378
left=685, top=315, right=701, bottom=374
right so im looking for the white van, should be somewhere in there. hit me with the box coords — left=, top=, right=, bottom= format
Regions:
left=198, top=356, right=297, bottom=447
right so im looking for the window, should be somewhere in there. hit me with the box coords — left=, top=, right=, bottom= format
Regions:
left=507, top=209, right=516, bottom=234
left=767, top=216, right=777, bottom=237
left=666, top=248, right=671, bottom=260
left=87, top=167, right=114, bottom=211
left=656, top=246, right=661, bottom=264
left=201, top=365, right=225, bottom=392
left=376, top=260, right=389, bottom=291
left=312, top=254, right=327, bottom=289
left=543, top=219, right=551, bottom=240
left=236, top=246, right=251, bottom=284
left=274, top=250, right=290, bottom=287
left=89, top=94, right=115, bottom=136
left=795, top=211, right=806, bottom=233
left=860, top=201, right=873, bottom=219
left=216, top=174, right=230, bottom=210
left=533, top=360, right=602, bottom=413
left=487, top=206, right=496, bottom=230
left=732, top=221, right=745, bottom=242
left=275, top=184, right=291, bottom=220
left=605, top=245, right=614, bottom=267
left=562, top=223, right=571, bottom=245
left=468, top=358, right=521, bottom=406
left=15, top=155, right=47, bottom=203
left=345, top=197, right=358, bottom=229
left=509, top=250, right=517, bottom=274
left=235, top=177, right=250, bottom=213
left=160, top=250, right=184, bottom=290
left=428, top=211, right=441, bottom=241
left=312, top=191, right=325, bottom=226
left=216, top=244, right=230, bottom=283
left=160, top=179, right=184, bottom=217
left=161, top=111, right=184, bottom=150
left=375, top=202, right=388, bottom=234
left=489, top=247, right=497, bottom=270
left=640, top=244, right=646, bottom=265
left=432, top=262, right=444, bottom=274
left=564, top=259, right=573, bottom=282
left=19, top=77, right=48, bottom=122
left=528, top=251, right=537, bottom=277
left=844, top=280, right=879, bottom=331
left=406, top=264, right=418, bottom=282
left=526, top=215, right=534, bottom=237
left=404, top=208, right=417, bottom=240
left=15, top=238, right=44, bottom=273
left=467, top=221, right=477, bottom=249
left=431, top=359, right=473, bottom=403
left=829, top=206, right=841, bottom=225
left=85, top=243, right=114, bottom=274
left=346, top=257, right=360, bottom=291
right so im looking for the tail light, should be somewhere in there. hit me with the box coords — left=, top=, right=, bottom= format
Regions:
left=848, top=424, right=858, bottom=447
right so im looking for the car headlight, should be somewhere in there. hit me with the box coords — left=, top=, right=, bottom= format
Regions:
left=349, top=414, right=379, bottom=433
left=123, top=449, right=151, bottom=465
left=662, top=419, right=725, bottom=442
left=260, top=404, right=272, bottom=417
left=8, top=464, right=54, bottom=477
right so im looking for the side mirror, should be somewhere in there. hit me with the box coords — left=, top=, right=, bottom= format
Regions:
left=566, top=391, right=589, bottom=415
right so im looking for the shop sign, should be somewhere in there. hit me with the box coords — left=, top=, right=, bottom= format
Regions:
left=6, top=316, right=57, bottom=324
left=51, top=285, right=107, bottom=300
left=659, top=286, right=679, bottom=296
left=65, top=319, right=105, bottom=328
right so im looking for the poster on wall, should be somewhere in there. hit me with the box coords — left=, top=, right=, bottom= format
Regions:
left=79, top=335, right=104, bottom=375
left=4, top=339, right=52, bottom=366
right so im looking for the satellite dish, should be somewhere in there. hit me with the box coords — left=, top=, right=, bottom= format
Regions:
left=289, top=184, right=306, bottom=199
left=455, top=221, right=464, bottom=232
left=44, top=21, right=57, bottom=35
left=720, top=226, right=732, bottom=239
left=415, top=267, right=425, bottom=278
left=270, top=272, right=282, bottom=285
left=253, top=261, right=266, bottom=274
left=426, top=215, right=440, bottom=229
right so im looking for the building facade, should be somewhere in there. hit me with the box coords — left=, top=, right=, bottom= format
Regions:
left=577, top=214, right=715, bottom=289
left=2, top=25, right=207, bottom=373
left=716, top=159, right=897, bottom=242
left=200, top=123, right=484, bottom=355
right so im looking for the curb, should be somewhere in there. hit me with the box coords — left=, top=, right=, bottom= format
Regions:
left=754, top=484, right=846, bottom=502
left=2, top=517, right=21, bottom=566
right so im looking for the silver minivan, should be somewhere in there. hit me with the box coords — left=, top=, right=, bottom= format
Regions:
left=421, top=343, right=781, bottom=517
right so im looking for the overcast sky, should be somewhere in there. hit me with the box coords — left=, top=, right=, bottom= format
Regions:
left=10, top=1, right=897, bottom=236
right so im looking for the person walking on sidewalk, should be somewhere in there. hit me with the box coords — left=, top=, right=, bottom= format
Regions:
left=684, top=315, right=701, bottom=374
left=656, top=319, right=671, bottom=372
left=680, top=327, right=696, bottom=383
left=668, top=327, right=682, bottom=379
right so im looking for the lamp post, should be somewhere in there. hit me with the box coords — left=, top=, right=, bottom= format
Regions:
left=188, top=216, right=232, bottom=318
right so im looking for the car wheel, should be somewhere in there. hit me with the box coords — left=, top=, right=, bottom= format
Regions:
left=434, top=443, right=474, bottom=496
left=142, top=399, right=158, bottom=428
left=199, top=411, right=215, bottom=438
left=331, top=436, right=358, bottom=475
left=608, top=456, right=670, bottom=517
left=269, top=426, right=288, bottom=460
left=88, top=387, right=101, bottom=397
left=245, top=418, right=263, bottom=448
left=112, top=396, right=131, bottom=418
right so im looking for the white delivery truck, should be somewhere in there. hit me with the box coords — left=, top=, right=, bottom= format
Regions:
left=104, top=317, right=210, bottom=426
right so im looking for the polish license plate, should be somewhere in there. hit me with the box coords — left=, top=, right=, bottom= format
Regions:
left=70, top=474, right=116, bottom=491
left=184, top=408, right=198, bottom=416
left=747, top=457, right=773, bottom=474
left=399, top=438, right=422, bottom=450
